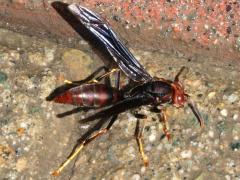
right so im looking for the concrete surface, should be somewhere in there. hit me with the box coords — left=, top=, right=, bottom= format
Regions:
left=0, top=27, right=240, bottom=180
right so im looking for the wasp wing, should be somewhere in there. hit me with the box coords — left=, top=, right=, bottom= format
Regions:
left=68, top=4, right=152, bottom=82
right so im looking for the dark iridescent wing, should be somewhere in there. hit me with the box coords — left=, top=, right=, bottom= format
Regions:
left=68, top=4, right=152, bottom=82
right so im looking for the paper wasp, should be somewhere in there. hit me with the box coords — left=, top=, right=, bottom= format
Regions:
left=47, top=4, right=204, bottom=176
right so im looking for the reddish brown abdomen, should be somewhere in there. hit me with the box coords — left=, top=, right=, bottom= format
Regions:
left=53, top=84, right=122, bottom=107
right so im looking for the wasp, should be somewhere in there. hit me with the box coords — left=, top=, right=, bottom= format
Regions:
left=47, top=4, right=204, bottom=176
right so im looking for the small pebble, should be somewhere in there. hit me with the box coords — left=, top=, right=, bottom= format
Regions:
left=225, top=175, right=231, bottom=180
left=20, top=122, right=28, bottom=129
left=192, top=80, right=201, bottom=87
left=145, top=144, right=152, bottom=152
left=233, top=136, right=239, bottom=140
left=126, top=113, right=136, bottom=122
left=125, top=146, right=136, bottom=159
left=131, top=174, right=141, bottom=180
left=208, top=130, right=214, bottom=138
left=157, top=144, right=163, bottom=150
left=204, top=24, right=209, bottom=30
left=180, top=150, right=192, bottom=159
left=28, top=52, right=45, bottom=66
left=23, top=146, right=30, bottom=152
left=140, top=166, right=146, bottom=174
left=233, top=114, right=238, bottom=120
left=227, top=94, right=238, bottom=103
left=0, top=71, right=8, bottom=83
left=149, top=133, right=156, bottom=142
left=220, top=109, right=228, bottom=117
left=80, top=125, right=90, bottom=129
left=16, top=158, right=27, bottom=172
left=236, top=37, right=240, bottom=46
left=6, top=171, right=18, bottom=180
left=208, top=92, right=216, bottom=99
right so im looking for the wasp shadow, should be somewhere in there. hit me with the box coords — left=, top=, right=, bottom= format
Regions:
left=51, top=1, right=115, bottom=67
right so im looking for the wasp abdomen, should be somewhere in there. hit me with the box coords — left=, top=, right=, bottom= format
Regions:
left=53, top=84, right=121, bottom=107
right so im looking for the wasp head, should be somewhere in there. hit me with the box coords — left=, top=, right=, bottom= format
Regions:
left=171, top=67, right=188, bottom=107
left=171, top=67, right=204, bottom=127
left=171, top=81, right=187, bottom=107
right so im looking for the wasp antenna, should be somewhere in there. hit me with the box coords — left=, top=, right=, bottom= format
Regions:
left=174, top=66, right=187, bottom=82
left=187, top=99, right=204, bottom=128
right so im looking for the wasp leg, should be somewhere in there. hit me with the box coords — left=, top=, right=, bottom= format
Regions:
left=134, top=117, right=149, bottom=167
left=150, top=106, right=171, bottom=141
left=113, top=70, right=120, bottom=89
left=94, top=68, right=120, bottom=83
left=54, top=71, right=121, bottom=172
left=64, top=66, right=108, bottom=84
left=80, top=95, right=153, bottom=123
left=158, top=109, right=171, bottom=141
left=56, top=107, right=95, bottom=118
left=52, top=115, right=118, bottom=176
left=64, top=67, right=119, bottom=85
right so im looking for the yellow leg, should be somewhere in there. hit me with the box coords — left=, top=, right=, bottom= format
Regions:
left=52, top=143, right=84, bottom=176
left=64, top=79, right=74, bottom=84
left=64, top=68, right=119, bottom=84
left=159, top=109, right=171, bottom=141
left=52, top=121, right=114, bottom=176
left=90, top=68, right=119, bottom=83
left=136, top=136, right=149, bottom=167
left=135, top=118, right=149, bottom=167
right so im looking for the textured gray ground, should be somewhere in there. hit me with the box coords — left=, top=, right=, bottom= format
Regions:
left=0, top=28, right=239, bottom=180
